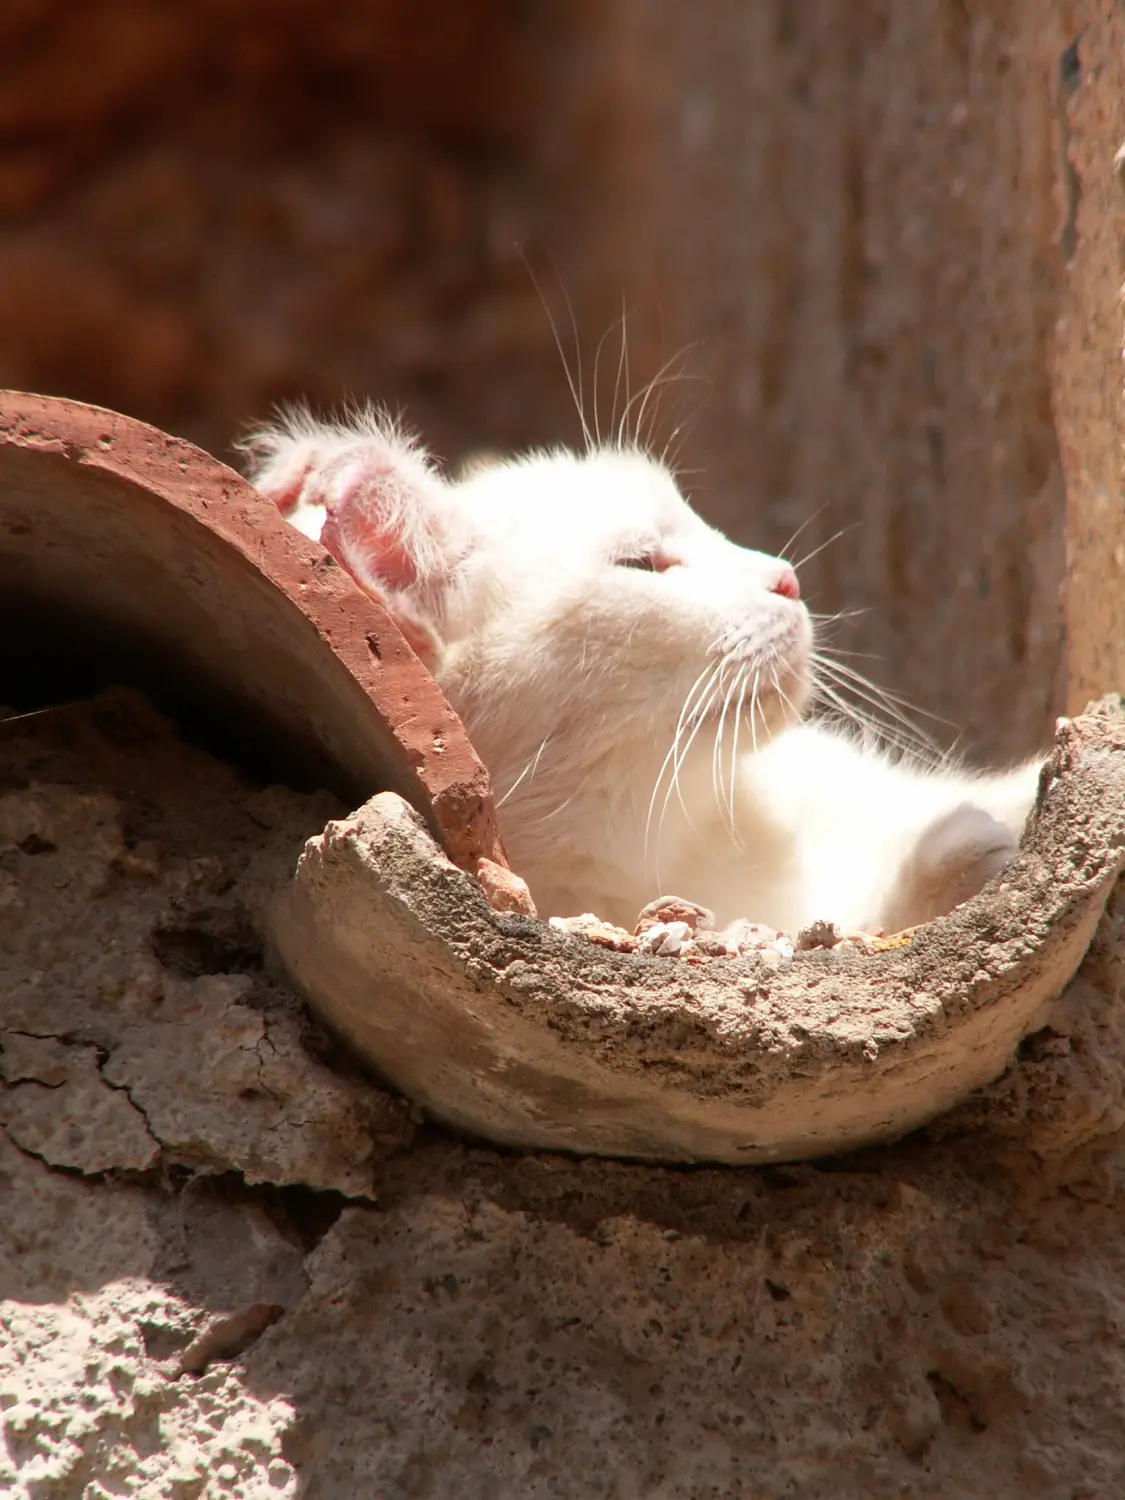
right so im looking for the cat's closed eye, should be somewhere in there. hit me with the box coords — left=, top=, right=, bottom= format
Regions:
left=615, top=549, right=676, bottom=573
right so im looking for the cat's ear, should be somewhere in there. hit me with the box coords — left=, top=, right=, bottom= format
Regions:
left=242, top=408, right=468, bottom=663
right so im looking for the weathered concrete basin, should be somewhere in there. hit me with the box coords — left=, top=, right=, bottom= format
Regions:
left=271, top=714, right=1124, bottom=1163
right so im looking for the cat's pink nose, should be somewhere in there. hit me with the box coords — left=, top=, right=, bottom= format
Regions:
left=769, top=566, right=800, bottom=601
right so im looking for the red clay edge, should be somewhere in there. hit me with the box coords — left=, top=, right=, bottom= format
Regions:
left=0, top=392, right=508, bottom=873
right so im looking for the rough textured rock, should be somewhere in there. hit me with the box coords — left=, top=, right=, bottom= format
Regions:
left=1, top=1276, right=297, bottom=1499
left=0, top=691, right=1124, bottom=1499
left=5, top=5, right=1125, bottom=1495
left=0, top=690, right=413, bottom=1196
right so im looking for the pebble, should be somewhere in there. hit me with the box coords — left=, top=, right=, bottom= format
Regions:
left=549, top=914, right=639, bottom=952
left=636, top=920, right=693, bottom=956
left=634, top=896, right=716, bottom=936
left=795, top=919, right=842, bottom=951
left=551, top=908, right=796, bottom=963
left=476, top=857, right=537, bottom=917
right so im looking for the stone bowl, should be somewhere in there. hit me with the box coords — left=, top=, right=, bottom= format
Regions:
left=272, top=717, right=1124, bottom=1164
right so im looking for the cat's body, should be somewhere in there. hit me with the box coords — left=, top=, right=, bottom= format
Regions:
left=243, top=409, right=1042, bottom=934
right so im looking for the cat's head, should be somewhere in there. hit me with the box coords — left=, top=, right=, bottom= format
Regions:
left=245, top=409, right=812, bottom=785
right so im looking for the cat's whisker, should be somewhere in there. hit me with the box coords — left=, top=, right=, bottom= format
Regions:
left=815, top=650, right=954, bottom=732
left=519, top=784, right=583, bottom=830
left=813, top=653, right=918, bottom=717
left=812, top=687, right=911, bottom=757
left=651, top=380, right=710, bottom=470
left=748, top=675, right=761, bottom=758
left=727, top=670, right=751, bottom=852
left=591, top=322, right=612, bottom=448
left=813, top=657, right=947, bottom=758
left=645, top=661, right=722, bottom=868
left=811, top=667, right=938, bottom=765
left=812, top=673, right=928, bottom=744
left=646, top=666, right=711, bottom=836
left=521, top=251, right=594, bottom=452
left=711, top=661, right=739, bottom=834
left=637, top=368, right=705, bottom=457
left=810, top=607, right=871, bottom=623
left=813, top=684, right=894, bottom=753
left=662, top=674, right=725, bottom=848
left=709, top=662, right=727, bottom=816
left=496, top=735, right=552, bottom=810
left=610, top=300, right=630, bottom=446
left=654, top=659, right=731, bottom=860
left=659, top=394, right=707, bottom=475
left=556, top=269, right=592, bottom=454
left=807, top=608, right=872, bottom=649
left=0, top=701, right=79, bottom=728
left=774, top=669, right=803, bottom=734
left=666, top=664, right=725, bottom=825
left=778, top=502, right=831, bottom=564
left=616, top=345, right=687, bottom=446
left=811, top=644, right=883, bottom=662
left=617, top=344, right=701, bottom=453
left=790, top=524, right=858, bottom=574
left=622, top=368, right=679, bottom=452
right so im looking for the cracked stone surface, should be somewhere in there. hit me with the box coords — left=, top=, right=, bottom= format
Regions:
left=5, top=692, right=1125, bottom=1498
left=0, top=1035, right=159, bottom=1173
left=0, top=689, right=413, bottom=1195
left=1, top=699, right=1119, bottom=1500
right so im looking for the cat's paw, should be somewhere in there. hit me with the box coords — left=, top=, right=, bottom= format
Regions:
left=881, top=802, right=1018, bottom=932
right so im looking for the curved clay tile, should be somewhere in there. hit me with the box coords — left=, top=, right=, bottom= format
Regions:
left=0, top=390, right=505, bottom=873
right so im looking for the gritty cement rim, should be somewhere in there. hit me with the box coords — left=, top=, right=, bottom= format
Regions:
left=270, top=711, right=1125, bottom=1164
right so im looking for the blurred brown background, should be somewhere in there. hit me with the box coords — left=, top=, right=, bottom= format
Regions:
left=2, top=1, right=1120, bottom=763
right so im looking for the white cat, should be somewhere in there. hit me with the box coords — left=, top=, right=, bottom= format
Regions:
left=241, top=408, right=1042, bottom=935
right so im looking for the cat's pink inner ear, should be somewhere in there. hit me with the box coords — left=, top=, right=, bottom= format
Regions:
left=318, top=474, right=441, bottom=665
left=268, top=464, right=309, bottom=518
left=320, top=503, right=418, bottom=592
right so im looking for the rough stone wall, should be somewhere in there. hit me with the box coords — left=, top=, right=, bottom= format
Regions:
left=1052, top=4, right=1125, bottom=719
left=4, top=693, right=1125, bottom=1500
left=3, top=4, right=1122, bottom=762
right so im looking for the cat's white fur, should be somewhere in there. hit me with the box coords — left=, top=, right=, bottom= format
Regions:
left=242, top=408, right=1042, bottom=934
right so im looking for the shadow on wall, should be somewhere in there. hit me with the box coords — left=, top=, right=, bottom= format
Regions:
left=0, top=2, right=1075, bottom=761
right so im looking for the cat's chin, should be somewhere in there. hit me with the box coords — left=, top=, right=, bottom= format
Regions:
left=726, top=663, right=811, bottom=739
left=689, top=682, right=806, bottom=750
